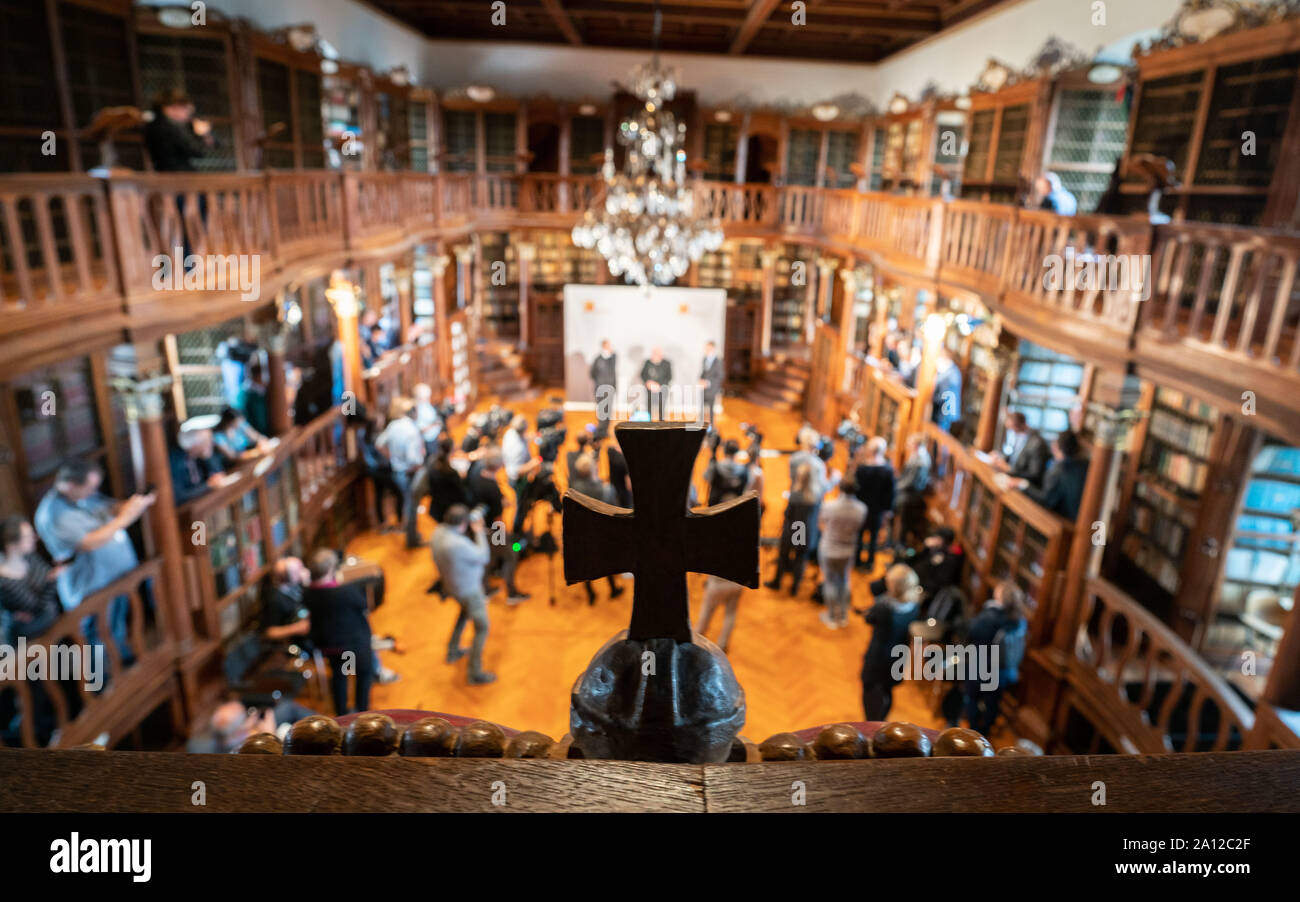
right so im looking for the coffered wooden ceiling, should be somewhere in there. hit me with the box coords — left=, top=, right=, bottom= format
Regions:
left=364, top=0, right=1014, bottom=62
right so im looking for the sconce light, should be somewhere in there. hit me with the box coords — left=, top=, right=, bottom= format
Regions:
left=466, top=85, right=496, bottom=103
left=811, top=103, right=840, bottom=122
left=325, top=272, right=359, bottom=319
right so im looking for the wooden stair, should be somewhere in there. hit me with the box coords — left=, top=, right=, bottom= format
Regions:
left=746, top=348, right=810, bottom=411
left=476, top=339, right=542, bottom=402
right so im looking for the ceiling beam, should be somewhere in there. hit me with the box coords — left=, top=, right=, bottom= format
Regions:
left=729, top=0, right=783, bottom=55
left=539, top=0, right=584, bottom=44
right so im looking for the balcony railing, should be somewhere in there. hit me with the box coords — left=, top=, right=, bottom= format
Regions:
left=0, top=558, right=174, bottom=749
left=2, top=169, right=1299, bottom=437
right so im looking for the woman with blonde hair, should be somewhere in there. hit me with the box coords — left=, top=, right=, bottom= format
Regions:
left=859, top=563, right=924, bottom=721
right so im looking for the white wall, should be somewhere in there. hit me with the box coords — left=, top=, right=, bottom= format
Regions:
left=872, top=0, right=1184, bottom=103
left=145, top=0, right=1181, bottom=108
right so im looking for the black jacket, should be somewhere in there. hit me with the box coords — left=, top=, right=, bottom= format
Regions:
left=303, top=582, right=372, bottom=653
left=640, top=358, right=672, bottom=388
left=699, top=354, right=724, bottom=398
left=861, top=596, right=920, bottom=684
left=853, top=463, right=896, bottom=521
left=1006, top=429, right=1051, bottom=487
left=465, top=463, right=505, bottom=522
left=590, top=353, right=617, bottom=390
left=1026, top=456, right=1088, bottom=520
left=144, top=115, right=209, bottom=172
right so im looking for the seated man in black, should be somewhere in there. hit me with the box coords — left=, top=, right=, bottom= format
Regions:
left=1023, top=430, right=1088, bottom=521
left=302, top=550, right=374, bottom=715
left=170, top=425, right=227, bottom=504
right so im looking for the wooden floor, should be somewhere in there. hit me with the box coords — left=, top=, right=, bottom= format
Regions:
left=343, top=390, right=1019, bottom=746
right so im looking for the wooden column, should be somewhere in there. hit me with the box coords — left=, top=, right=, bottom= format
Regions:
left=1262, top=584, right=1300, bottom=712
left=395, top=257, right=415, bottom=343
left=1051, top=385, right=1143, bottom=653
left=454, top=244, right=475, bottom=312
left=558, top=108, right=572, bottom=212
left=974, top=357, right=1007, bottom=453
left=803, top=256, right=821, bottom=345
left=758, top=246, right=779, bottom=357
left=430, top=250, right=453, bottom=386
left=815, top=256, right=837, bottom=325
left=517, top=241, right=535, bottom=350
left=735, top=113, right=751, bottom=185
left=107, top=366, right=193, bottom=659
left=326, top=274, right=364, bottom=401
left=910, top=311, right=945, bottom=436
left=264, top=325, right=291, bottom=437
left=868, top=271, right=888, bottom=360
left=836, top=267, right=859, bottom=394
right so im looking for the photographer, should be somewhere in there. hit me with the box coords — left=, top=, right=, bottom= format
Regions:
left=502, top=415, right=541, bottom=535
left=430, top=505, right=495, bottom=685
left=466, top=449, right=530, bottom=605
left=704, top=438, right=751, bottom=506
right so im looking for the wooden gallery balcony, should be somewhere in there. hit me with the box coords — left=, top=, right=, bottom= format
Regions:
left=3, top=172, right=1297, bottom=443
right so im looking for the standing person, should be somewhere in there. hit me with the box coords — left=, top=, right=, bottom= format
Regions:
left=431, top=505, right=496, bottom=685
left=696, top=340, right=724, bottom=426
left=640, top=346, right=673, bottom=421
left=893, top=433, right=932, bottom=551
left=502, top=415, right=541, bottom=536
left=703, top=439, right=751, bottom=506
left=567, top=455, right=626, bottom=605
left=606, top=433, right=632, bottom=508
left=694, top=439, right=751, bottom=649
left=765, top=462, right=817, bottom=596
left=34, top=461, right=155, bottom=660
left=376, top=399, right=427, bottom=549
left=859, top=564, right=924, bottom=721
left=789, top=426, right=830, bottom=560
left=964, top=582, right=1029, bottom=737
left=993, top=411, right=1051, bottom=488
left=818, top=478, right=867, bottom=629
left=419, top=437, right=471, bottom=524
left=853, top=437, right=895, bottom=571
left=590, top=339, right=618, bottom=438
left=352, top=408, right=404, bottom=532
left=931, top=347, right=963, bottom=435
left=465, top=449, right=530, bottom=605
left=143, top=89, right=213, bottom=172
left=411, top=383, right=444, bottom=455
left=302, top=550, right=374, bottom=715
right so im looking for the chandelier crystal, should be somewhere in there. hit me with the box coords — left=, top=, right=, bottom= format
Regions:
left=572, top=27, right=722, bottom=287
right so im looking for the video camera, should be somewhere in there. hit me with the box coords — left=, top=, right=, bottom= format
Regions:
left=536, top=401, right=567, bottom=464
left=836, top=418, right=867, bottom=456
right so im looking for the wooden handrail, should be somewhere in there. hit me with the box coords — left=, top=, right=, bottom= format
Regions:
left=1065, top=576, right=1256, bottom=754
left=0, top=558, right=172, bottom=749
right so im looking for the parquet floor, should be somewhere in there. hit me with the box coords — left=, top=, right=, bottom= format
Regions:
left=343, top=391, right=1019, bottom=746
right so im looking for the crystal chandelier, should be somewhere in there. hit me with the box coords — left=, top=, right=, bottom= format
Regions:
left=571, top=7, right=723, bottom=287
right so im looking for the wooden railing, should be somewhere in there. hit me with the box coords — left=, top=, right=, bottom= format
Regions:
left=1060, top=577, right=1255, bottom=754
left=363, top=339, right=438, bottom=416
left=0, top=558, right=174, bottom=749
left=3, top=169, right=1300, bottom=438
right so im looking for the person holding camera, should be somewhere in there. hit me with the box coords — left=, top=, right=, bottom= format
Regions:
left=502, top=415, right=541, bottom=536
left=431, top=505, right=496, bottom=685
left=466, top=449, right=530, bottom=606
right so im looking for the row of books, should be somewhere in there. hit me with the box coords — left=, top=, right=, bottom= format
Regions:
left=1121, top=534, right=1182, bottom=594
left=1144, top=445, right=1210, bottom=494
left=1148, top=408, right=1215, bottom=458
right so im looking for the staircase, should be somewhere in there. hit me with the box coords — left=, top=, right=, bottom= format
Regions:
left=476, top=339, right=542, bottom=403
left=748, top=348, right=810, bottom=411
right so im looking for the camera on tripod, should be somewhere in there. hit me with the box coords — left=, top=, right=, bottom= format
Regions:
left=535, top=402, right=567, bottom=464
left=836, top=418, right=867, bottom=456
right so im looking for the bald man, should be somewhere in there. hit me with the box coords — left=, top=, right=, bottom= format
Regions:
left=640, top=346, right=673, bottom=420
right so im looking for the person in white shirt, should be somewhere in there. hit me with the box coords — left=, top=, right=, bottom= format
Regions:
left=376, top=399, right=428, bottom=548
left=501, top=415, right=540, bottom=535
left=412, top=383, right=443, bottom=453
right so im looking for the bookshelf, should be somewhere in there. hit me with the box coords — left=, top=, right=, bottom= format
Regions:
left=771, top=243, right=816, bottom=347
left=1004, top=340, right=1086, bottom=445
left=1114, top=386, right=1220, bottom=616
left=1122, top=17, right=1300, bottom=227
left=478, top=231, right=520, bottom=338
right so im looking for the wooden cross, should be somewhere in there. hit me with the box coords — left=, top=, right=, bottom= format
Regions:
left=563, top=422, right=760, bottom=642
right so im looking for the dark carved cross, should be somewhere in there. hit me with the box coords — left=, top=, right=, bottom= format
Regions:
left=563, top=422, right=760, bottom=642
